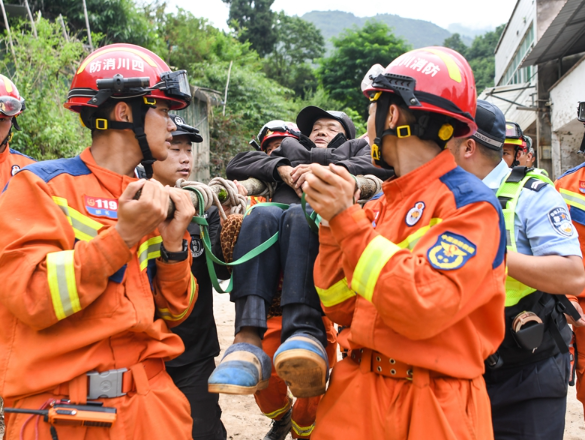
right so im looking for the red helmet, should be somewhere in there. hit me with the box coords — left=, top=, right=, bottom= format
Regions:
left=65, top=44, right=192, bottom=179
left=65, top=43, right=190, bottom=113
left=0, top=74, right=25, bottom=117
left=258, top=120, right=299, bottom=150
left=361, top=47, right=477, bottom=168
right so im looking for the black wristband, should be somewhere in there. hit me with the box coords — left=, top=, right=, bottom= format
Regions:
left=160, top=239, right=189, bottom=262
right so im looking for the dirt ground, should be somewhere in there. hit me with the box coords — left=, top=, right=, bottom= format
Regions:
left=213, top=290, right=585, bottom=440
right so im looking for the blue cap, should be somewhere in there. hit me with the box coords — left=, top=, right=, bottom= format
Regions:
left=471, top=100, right=506, bottom=151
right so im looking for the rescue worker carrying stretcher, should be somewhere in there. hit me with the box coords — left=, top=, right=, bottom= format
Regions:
left=447, top=100, right=585, bottom=440
left=208, top=107, right=392, bottom=400
left=0, top=74, right=34, bottom=189
left=303, top=47, right=507, bottom=440
left=0, top=44, right=198, bottom=440
left=554, top=100, right=585, bottom=422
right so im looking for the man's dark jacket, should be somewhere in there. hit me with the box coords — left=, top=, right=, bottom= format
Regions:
left=226, top=137, right=394, bottom=204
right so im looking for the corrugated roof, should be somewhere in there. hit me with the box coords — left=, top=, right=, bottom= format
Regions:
left=521, top=0, right=585, bottom=67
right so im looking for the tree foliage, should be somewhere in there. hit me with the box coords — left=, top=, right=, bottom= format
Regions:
left=1, top=18, right=90, bottom=160
left=222, top=0, right=277, bottom=56
left=318, top=21, right=411, bottom=118
left=263, top=12, right=325, bottom=97
left=443, top=24, right=505, bottom=92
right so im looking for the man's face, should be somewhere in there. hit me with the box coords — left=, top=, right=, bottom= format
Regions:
left=502, top=145, right=516, bottom=167
left=516, top=149, right=531, bottom=167
left=0, top=114, right=13, bottom=148
left=525, top=151, right=536, bottom=168
left=144, top=100, right=176, bottom=161
left=309, top=118, right=345, bottom=148
left=152, top=135, right=192, bottom=187
left=264, top=138, right=283, bottom=156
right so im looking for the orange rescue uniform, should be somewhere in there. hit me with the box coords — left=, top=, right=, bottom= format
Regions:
left=555, top=164, right=585, bottom=416
left=254, top=316, right=338, bottom=438
left=0, top=148, right=197, bottom=440
left=312, top=151, right=506, bottom=440
left=0, top=145, right=34, bottom=189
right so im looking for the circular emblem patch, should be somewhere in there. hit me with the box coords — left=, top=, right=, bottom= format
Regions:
left=191, top=237, right=204, bottom=258
left=405, top=201, right=425, bottom=226
left=548, top=207, right=574, bottom=237
left=10, top=165, right=20, bottom=176
left=175, top=116, right=184, bottom=125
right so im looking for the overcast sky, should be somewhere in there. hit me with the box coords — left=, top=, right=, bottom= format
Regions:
left=168, top=0, right=517, bottom=31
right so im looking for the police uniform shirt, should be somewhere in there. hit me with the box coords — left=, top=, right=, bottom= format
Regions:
left=482, top=159, right=582, bottom=257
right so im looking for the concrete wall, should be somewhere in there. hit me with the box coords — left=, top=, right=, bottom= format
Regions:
left=495, top=0, right=537, bottom=84
left=175, top=89, right=211, bottom=182
left=550, top=55, right=585, bottom=175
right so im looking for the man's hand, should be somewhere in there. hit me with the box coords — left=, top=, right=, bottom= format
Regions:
left=302, top=164, right=358, bottom=222
left=567, top=300, right=585, bottom=328
left=234, top=180, right=248, bottom=197
left=278, top=165, right=302, bottom=197
left=291, top=164, right=313, bottom=191
left=158, top=187, right=196, bottom=253
left=116, top=179, right=169, bottom=248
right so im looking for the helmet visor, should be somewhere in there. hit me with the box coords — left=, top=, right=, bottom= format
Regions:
left=0, top=96, right=22, bottom=116
left=258, top=120, right=290, bottom=143
left=505, top=122, right=522, bottom=139
left=159, top=70, right=191, bottom=104
left=361, top=64, right=385, bottom=97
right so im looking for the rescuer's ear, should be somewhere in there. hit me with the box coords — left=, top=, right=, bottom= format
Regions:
left=112, top=101, right=133, bottom=123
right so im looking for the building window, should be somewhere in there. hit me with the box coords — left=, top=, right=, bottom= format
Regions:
left=499, top=24, right=535, bottom=86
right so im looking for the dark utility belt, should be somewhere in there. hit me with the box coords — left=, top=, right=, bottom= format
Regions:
left=486, top=292, right=579, bottom=370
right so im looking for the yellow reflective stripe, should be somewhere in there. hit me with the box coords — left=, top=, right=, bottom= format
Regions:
left=47, top=250, right=81, bottom=321
left=158, top=274, right=197, bottom=321
left=316, top=277, right=356, bottom=307
left=396, top=218, right=443, bottom=250
left=52, top=196, right=104, bottom=242
left=138, top=236, right=163, bottom=271
left=352, top=236, right=401, bottom=302
left=560, top=189, right=585, bottom=212
left=263, top=401, right=291, bottom=419
left=291, top=420, right=315, bottom=437
left=504, top=276, right=536, bottom=307
left=424, top=48, right=462, bottom=83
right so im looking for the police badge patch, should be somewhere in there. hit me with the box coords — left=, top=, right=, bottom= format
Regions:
left=405, top=202, right=425, bottom=226
left=191, top=237, right=204, bottom=258
left=10, top=165, right=19, bottom=176
left=548, top=207, right=575, bottom=237
left=427, top=232, right=477, bottom=270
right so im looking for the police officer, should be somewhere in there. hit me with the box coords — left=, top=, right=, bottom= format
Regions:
left=447, top=99, right=585, bottom=440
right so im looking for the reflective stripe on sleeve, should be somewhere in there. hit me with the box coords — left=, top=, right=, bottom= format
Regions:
left=263, top=401, right=292, bottom=419
left=47, top=250, right=81, bottom=320
left=157, top=274, right=197, bottom=322
left=352, top=235, right=401, bottom=302
left=52, top=196, right=103, bottom=242
left=138, top=236, right=163, bottom=271
left=396, top=218, right=442, bottom=250
left=560, top=189, right=585, bottom=212
left=315, top=277, right=356, bottom=307
left=291, top=420, right=315, bottom=438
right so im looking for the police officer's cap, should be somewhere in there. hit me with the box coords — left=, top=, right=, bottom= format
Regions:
left=170, top=114, right=203, bottom=143
left=471, top=100, right=506, bottom=151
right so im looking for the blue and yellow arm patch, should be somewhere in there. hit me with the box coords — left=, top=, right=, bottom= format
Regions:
left=427, top=231, right=477, bottom=270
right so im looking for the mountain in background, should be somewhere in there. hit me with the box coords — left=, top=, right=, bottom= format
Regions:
left=448, top=23, right=495, bottom=39
left=301, top=10, right=474, bottom=52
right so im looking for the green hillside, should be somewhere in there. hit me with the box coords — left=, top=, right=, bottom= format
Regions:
left=302, top=10, right=473, bottom=51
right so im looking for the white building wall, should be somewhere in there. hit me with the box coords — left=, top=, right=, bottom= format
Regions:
left=494, top=0, right=537, bottom=84
left=549, top=56, right=585, bottom=175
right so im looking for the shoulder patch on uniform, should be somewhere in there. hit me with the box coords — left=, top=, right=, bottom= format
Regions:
left=405, top=201, right=425, bottom=226
left=9, top=148, right=35, bottom=161
left=10, top=164, right=20, bottom=176
left=427, top=231, right=477, bottom=271
left=20, top=156, right=91, bottom=183
left=524, top=178, right=547, bottom=192
left=548, top=207, right=575, bottom=237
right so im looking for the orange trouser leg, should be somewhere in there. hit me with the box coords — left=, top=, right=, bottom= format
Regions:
left=312, top=357, right=494, bottom=440
left=574, top=311, right=585, bottom=418
left=291, top=317, right=338, bottom=439
left=5, top=369, right=192, bottom=440
left=255, top=317, right=292, bottom=420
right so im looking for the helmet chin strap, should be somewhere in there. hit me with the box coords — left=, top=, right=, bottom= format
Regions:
left=82, top=99, right=157, bottom=179
left=370, top=93, right=453, bottom=169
